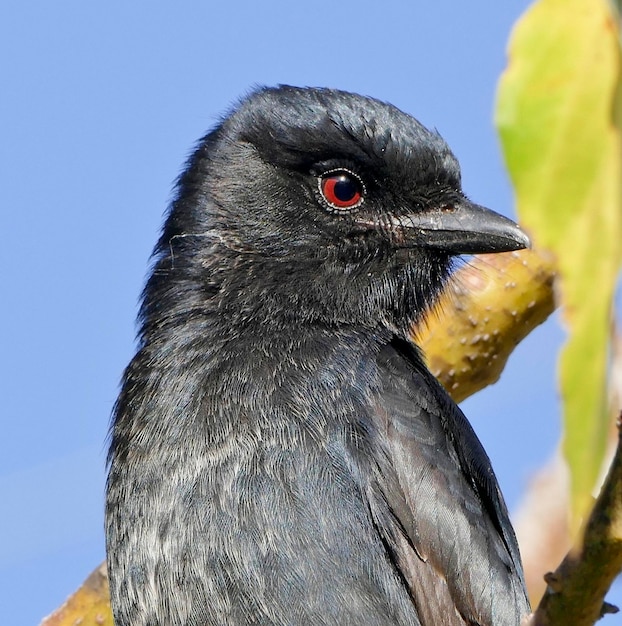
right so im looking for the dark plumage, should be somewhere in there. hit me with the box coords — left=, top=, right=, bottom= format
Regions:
left=105, top=86, right=531, bottom=625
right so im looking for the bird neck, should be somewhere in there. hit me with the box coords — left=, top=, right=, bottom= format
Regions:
left=109, top=313, right=392, bottom=470
left=139, top=241, right=449, bottom=343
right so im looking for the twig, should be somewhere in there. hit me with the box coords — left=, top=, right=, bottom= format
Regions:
left=527, top=414, right=622, bottom=625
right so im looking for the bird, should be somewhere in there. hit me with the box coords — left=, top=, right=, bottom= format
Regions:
left=105, top=85, right=531, bottom=626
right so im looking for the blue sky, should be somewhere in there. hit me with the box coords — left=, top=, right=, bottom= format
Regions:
left=3, top=1, right=613, bottom=624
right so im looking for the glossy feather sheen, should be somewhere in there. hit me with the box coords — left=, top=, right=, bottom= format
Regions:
left=106, top=86, right=530, bottom=625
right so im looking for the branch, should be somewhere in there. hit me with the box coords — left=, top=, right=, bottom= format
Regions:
left=40, top=563, right=112, bottom=626
left=514, top=453, right=571, bottom=607
left=526, top=415, right=622, bottom=626
left=417, top=248, right=556, bottom=402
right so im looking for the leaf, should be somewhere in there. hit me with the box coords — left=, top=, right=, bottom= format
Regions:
left=496, top=0, right=622, bottom=531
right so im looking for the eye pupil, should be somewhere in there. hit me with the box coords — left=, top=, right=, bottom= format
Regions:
left=333, top=177, right=357, bottom=202
left=319, top=171, right=364, bottom=210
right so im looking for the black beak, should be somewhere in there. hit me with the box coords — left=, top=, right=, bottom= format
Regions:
left=390, top=200, right=530, bottom=255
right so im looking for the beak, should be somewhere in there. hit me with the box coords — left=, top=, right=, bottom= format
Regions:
left=395, top=200, right=530, bottom=254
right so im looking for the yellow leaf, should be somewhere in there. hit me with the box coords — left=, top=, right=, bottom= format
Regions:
left=496, top=0, right=622, bottom=531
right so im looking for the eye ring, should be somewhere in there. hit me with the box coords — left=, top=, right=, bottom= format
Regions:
left=318, top=169, right=365, bottom=212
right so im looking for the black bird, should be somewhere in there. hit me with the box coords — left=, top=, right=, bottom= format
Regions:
left=106, top=86, right=531, bottom=626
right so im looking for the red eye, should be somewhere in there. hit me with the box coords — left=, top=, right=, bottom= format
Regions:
left=319, top=170, right=364, bottom=210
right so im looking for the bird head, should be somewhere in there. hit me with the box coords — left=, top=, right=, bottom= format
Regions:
left=147, top=86, right=528, bottom=336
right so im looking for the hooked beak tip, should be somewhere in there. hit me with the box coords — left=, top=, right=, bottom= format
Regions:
left=397, top=202, right=531, bottom=255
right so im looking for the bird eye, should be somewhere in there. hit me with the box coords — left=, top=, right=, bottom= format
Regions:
left=318, top=170, right=364, bottom=211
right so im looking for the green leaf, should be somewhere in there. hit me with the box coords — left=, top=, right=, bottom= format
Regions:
left=496, top=0, right=622, bottom=532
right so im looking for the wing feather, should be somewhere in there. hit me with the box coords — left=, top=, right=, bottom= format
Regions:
left=366, top=338, right=530, bottom=626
